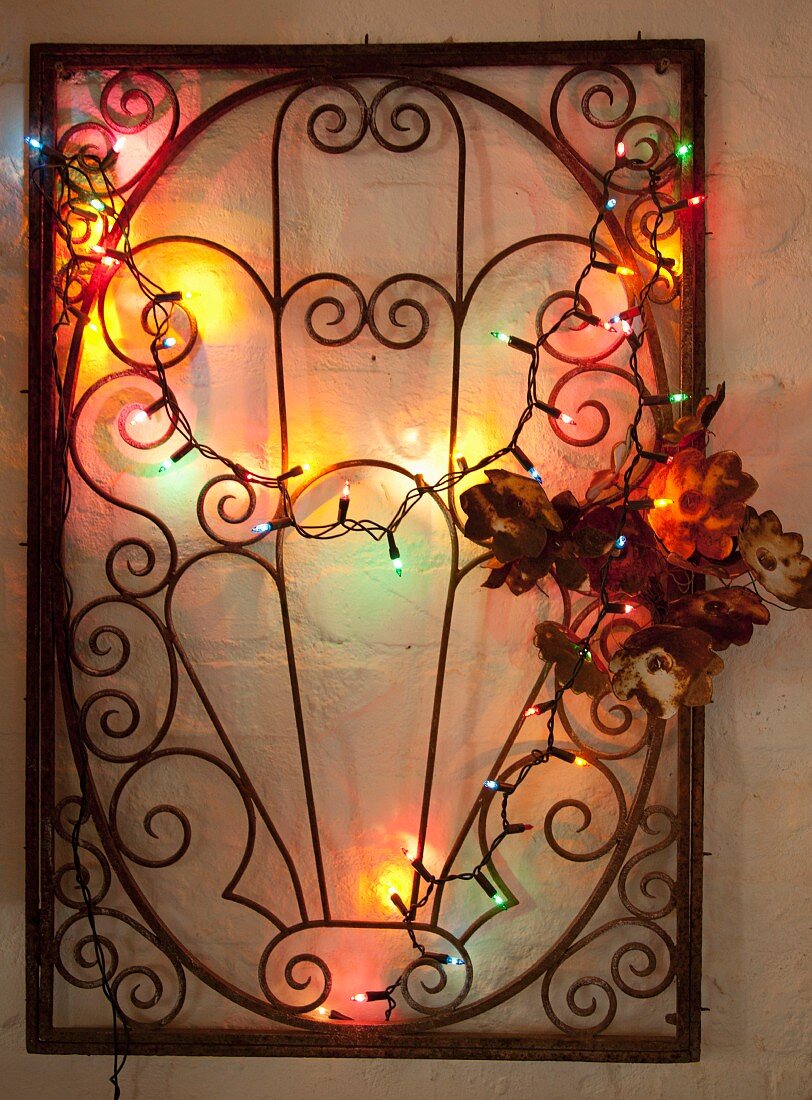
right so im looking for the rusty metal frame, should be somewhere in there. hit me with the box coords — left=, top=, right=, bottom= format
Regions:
left=27, top=39, right=706, bottom=1061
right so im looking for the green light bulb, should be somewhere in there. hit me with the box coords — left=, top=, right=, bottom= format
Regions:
left=89, top=197, right=105, bottom=211
left=490, top=331, right=510, bottom=343
left=158, top=460, right=172, bottom=474
left=676, top=142, right=692, bottom=159
left=669, top=392, right=690, bottom=403
left=392, top=557, right=403, bottom=577
left=494, top=895, right=506, bottom=908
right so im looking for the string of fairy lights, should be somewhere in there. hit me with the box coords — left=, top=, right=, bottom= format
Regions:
left=27, top=114, right=703, bottom=1082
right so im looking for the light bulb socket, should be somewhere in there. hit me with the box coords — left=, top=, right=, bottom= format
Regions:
left=388, top=890, right=411, bottom=918
left=548, top=745, right=578, bottom=764
left=505, top=823, right=533, bottom=834
left=572, top=309, right=603, bottom=327
left=524, top=700, right=555, bottom=718
left=251, top=517, right=294, bottom=535
left=402, top=848, right=432, bottom=881
left=154, top=290, right=184, bottom=303
left=338, top=498, right=350, bottom=523
left=68, top=306, right=94, bottom=327
left=492, top=332, right=536, bottom=355
left=512, top=445, right=538, bottom=479
left=662, top=195, right=705, bottom=214
left=639, top=449, right=669, bottom=464
left=169, top=440, right=195, bottom=464
left=473, top=870, right=501, bottom=902
left=278, top=465, right=304, bottom=481
left=592, top=259, right=634, bottom=276
left=423, top=952, right=464, bottom=966
left=483, top=778, right=515, bottom=794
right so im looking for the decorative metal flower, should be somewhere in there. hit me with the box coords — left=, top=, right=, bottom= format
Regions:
left=459, top=470, right=563, bottom=563
left=738, top=507, right=812, bottom=608
left=646, top=449, right=758, bottom=561
left=575, top=505, right=666, bottom=600
left=533, top=621, right=610, bottom=699
left=482, top=490, right=588, bottom=595
left=609, top=625, right=724, bottom=719
left=666, top=587, right=770, bottom=650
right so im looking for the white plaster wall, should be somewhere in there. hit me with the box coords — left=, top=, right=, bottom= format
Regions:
left=1, top=2, right=810, bottom=1098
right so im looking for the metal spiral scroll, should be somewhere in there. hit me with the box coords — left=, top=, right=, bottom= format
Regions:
left=47, top=57, right=691, bottom=1043
left=55, top=906, right=187, bottom=1027
left=54, top=796, right=187, bottom=1026
left=59, top=69, right=181, bottom=194
left=540, top=917, right=676, bottom=1035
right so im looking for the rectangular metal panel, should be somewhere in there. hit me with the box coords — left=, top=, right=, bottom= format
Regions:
left=27, top=40, right=705, bottom=1060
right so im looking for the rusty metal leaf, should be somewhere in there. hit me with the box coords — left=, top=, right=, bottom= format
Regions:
left=533, top=621, right=610, bottom=699
left=585, top=468, right=618, bottom=502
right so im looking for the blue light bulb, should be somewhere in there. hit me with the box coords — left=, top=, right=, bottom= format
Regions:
left=25, top=136, right=43, bottom=150
left=252, top=522, right=272, bottom=534
left=615, top=534, right=627, bottom=549
left=483, top=779, right=499, bottom=791
left=605, top=197, right=617, bottom=210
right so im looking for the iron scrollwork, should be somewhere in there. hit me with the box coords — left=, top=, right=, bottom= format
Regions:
left=29, top=41, right=704, bottom=1060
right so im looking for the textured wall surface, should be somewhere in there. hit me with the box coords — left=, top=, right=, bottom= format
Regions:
left=1, top=2, right=810, bottom=1098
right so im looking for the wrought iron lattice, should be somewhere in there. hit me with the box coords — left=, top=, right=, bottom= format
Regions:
left=27, top=40, right=705, bottom=1060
